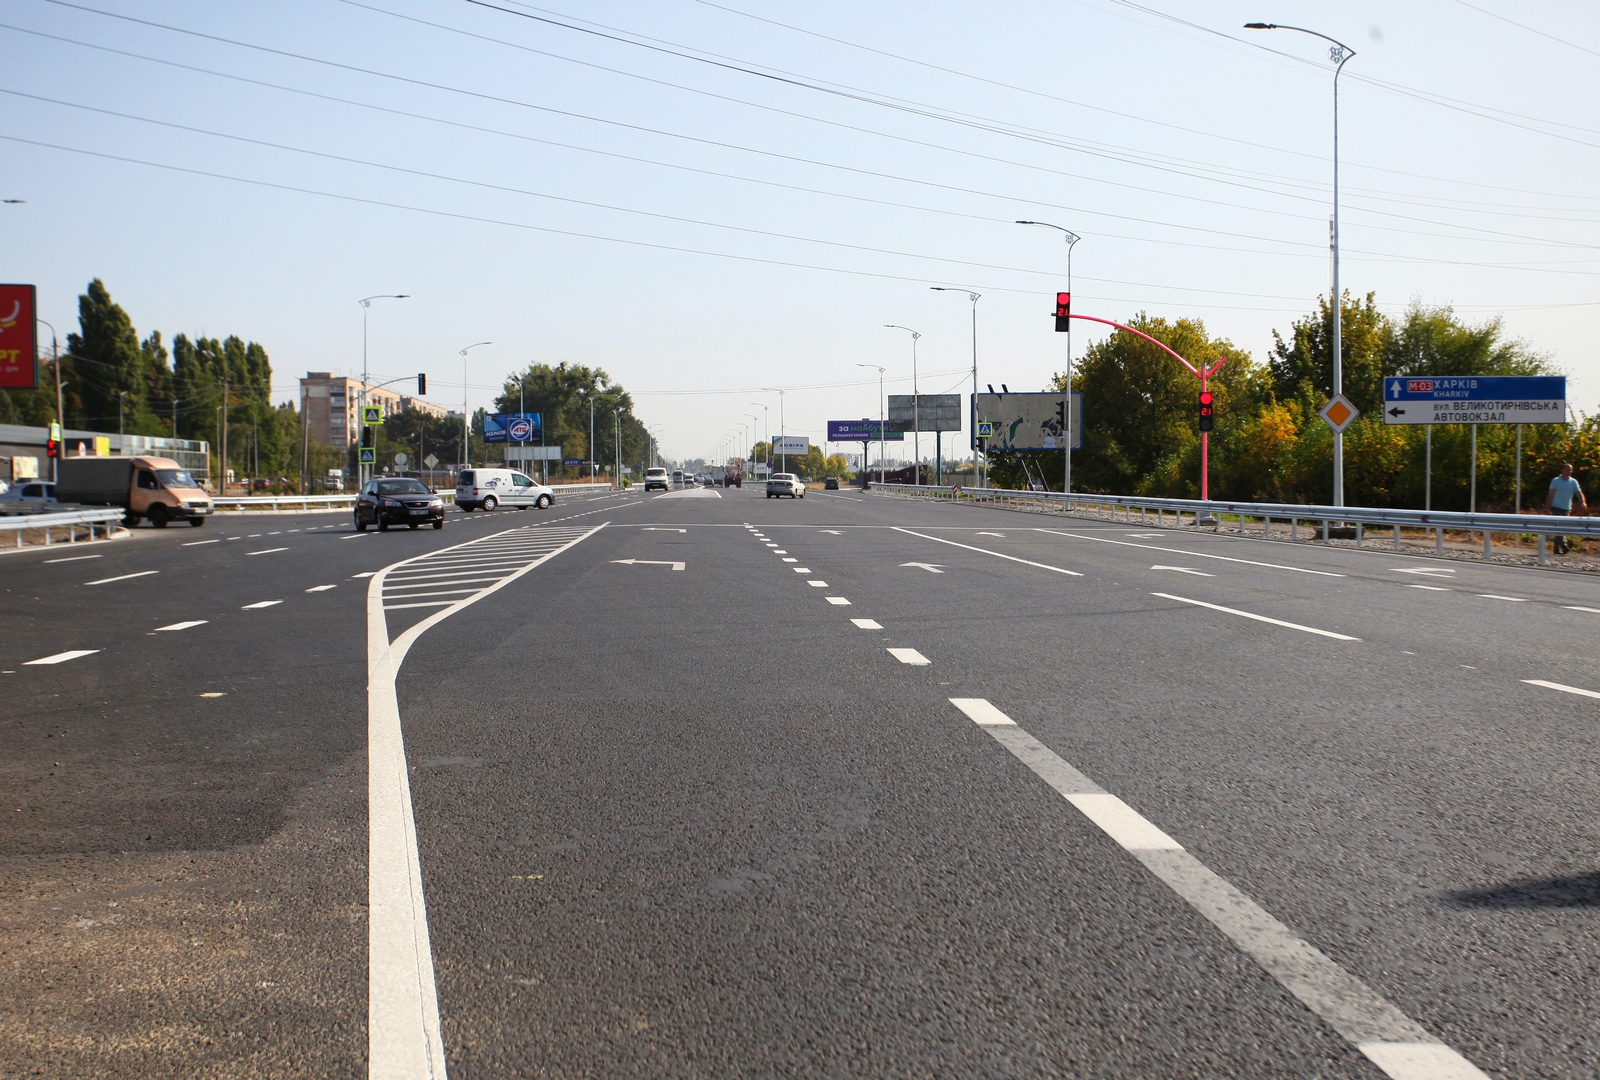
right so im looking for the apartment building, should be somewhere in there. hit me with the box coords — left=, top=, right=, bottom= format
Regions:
left=299, top=373, right=452, bottom=448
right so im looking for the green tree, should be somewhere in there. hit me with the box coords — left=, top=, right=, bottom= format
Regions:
left=1268, top=291, right=1388, bottom=417
left=65, top=279, right=146, bottom=431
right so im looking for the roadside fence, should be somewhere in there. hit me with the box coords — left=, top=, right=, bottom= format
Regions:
left=1, top=507, right=127, bottom=549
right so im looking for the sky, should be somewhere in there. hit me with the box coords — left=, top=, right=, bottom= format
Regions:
left=5, top=0, right=1598, bottom=465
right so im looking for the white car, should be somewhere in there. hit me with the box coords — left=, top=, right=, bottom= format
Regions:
left=0, top=480, right=56, bottom=505
left=766, top=473, right=805, bottom=499
left=455, top=468, right=554, bottom=511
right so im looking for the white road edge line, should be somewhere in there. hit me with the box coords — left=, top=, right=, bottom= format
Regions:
left=25, top=649, right=100, bottom=665
left=892, top=527, right=1083, bottom=575
left=948, top=698, right=1489, bottom=1080
left=368, top=521, right=607, bottom=1078
left=1152, top=592, right=1360, bottom=641
left=85, top=570, right=158, bottom=586
left=1038, top=529, right=1345, bottom=577
left=1564, top=605, right=1600, bottom=614
left=1523, top=678, right=1600, bottom=700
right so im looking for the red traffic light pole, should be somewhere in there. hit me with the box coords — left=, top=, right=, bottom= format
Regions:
left=1063, top=313, right=1226, bottom=500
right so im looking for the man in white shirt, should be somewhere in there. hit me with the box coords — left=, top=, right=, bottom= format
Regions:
left=1545, top=462, right=1586, bottom=555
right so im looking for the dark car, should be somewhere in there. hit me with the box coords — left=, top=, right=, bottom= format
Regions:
left=823, top=477, right=840, bottom=490
left=355, top=478, right=445, bottom=531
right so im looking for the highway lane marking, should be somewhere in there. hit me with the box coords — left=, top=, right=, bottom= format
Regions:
left=612, top=559, right=685, bottom=570
left=782, top=557, right=798, bottom=562
left=154, top=620, right=208, bottom=632
left=887, top=647, right=929, bottom=665
left=1151, top=565, right=1214, bottom=576
left=241, top=600, right=283, bottom=609
left=1476, top=594, right=1528, bottom=602
left=901, top=561, right=945, bottom=573
left=181, top=539, right=220, bottom=546
left=820, top=529, right=842, bottom=534
left=248, top=534, right=262, bottom=538
left=25, top=649, right=100, bottom=665
left=353, top=572, right=377, bottom=577
left=366, top=523, right=605, bottom=1078
left=772, top=548, right=788, bottom=553
left=976, top=532, right=1006, bottom=537
left=269, top=531, right=282, bottom=535
left=247, top=547, right=289, bottom=556
left=199, top=692, right=226, bottom=698
left=1406, top=585, right=1450, bottom=591
left=44, top=554, right=102, bottom=563
left=808, top=580, right=828, bottom=587
left=826, top=596, right=851, bottom=605
left=851, top=618, right=883, bottom=629
left=85, top=571, right=159, bottom=586
left=948, top=698, right=1490, bottom=1080
left=306, top=585, right=337, bottom=593
left=1152, top=593, right=1360, bottom=641
left=1564, top=605, right=1600, bottom=613
left=340, top=534, right=368, bottom=540
left=895, top=528, right=1084, bottom=576
left=794, top=567, right=811, bottom=573
left=1037, top=529, right=1343, bottom=577
left=1523, top=679, right=1600, bottom=700
left=1391, top=567, right=1455, bottom=576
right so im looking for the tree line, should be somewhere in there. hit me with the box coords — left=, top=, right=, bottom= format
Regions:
left=988, top=294, right=1587, bottom=511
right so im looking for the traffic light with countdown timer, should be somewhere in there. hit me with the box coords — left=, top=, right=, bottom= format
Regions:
left=1055, top=292, right=1071, bottom=332
left=1198, top=390, right=1215, bottom=432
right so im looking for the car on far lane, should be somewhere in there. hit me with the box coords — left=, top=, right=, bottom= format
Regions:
left=643, top=467, right=670, bottom=492
left=766, top=473, right=805, bottom=499
left=0, top=480, right=57, bottom=505
left=823, top=477, right=840, bottom=490
left=354, top=478, right=445, bottom=531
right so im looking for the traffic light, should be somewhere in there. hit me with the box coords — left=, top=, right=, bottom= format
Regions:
left=1055, top=292, right=1071, bottom=332
left=46, top=421, right=60, bottom=458
left=1198, top=390, right=1215, bottom=432
left=1055, top=399, right=1067, bottom=431
left=361, top=425, right=374, bottom=449
left=417, top=373, right=426, bottom=395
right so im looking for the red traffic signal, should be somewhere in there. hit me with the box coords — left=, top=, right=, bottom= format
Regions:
left=1198, top=390, right=1215, bottom=432
left=1054, top=292, right=1071, bottom=332
left=46, top=438, right=59, bottom=458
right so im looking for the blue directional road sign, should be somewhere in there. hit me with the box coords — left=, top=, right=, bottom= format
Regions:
left=826, top=419, right=903, bottom=441
left=1381, top=376, right=1566, bottom=425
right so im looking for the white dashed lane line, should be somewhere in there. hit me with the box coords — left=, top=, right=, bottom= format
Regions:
left=826, top=596, right=851, bottom=605
left=44, top=554, right=101, bottom=563
left=24, top=649, right=100, bottom=665
left=153, top=621, right=208, bottom=632
left=247, top=547, right=289, bottom=556
left=242, top=600, right=283, bottom=610
left=946, top=697, right=1489, bottom=1080
left=1524, top=679, right=1600, bottom=700
left=807, top=580, right=828, bottom=587
left=851, top=619, right=883, bottom=630
left=1476, top=594, right=1527, bottom=602
left=1152, top=593, right=1360, bottom=641
left=306, top=585, right=338, bottom=593
left=887, top=647, right=929, bottom=665
left=182, top=539, right=220, bottom=546
left=85, top=571, right=159, bottom=586
left=894, top=527, right=1084, bottom=576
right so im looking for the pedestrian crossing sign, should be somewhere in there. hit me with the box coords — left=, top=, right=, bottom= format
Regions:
left=976, top=421, right=995, bottom=438
left=363, top=406, right=383, bottom=425
left=359, top=447, right=376, bottom=464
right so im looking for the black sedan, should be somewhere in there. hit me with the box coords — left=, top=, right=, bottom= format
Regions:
left=354, top=478, right=445, bottom=531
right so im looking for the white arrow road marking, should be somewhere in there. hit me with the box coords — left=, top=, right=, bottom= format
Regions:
left=85, top=570, right=158, bottom=586
left=1153, top=593, right=1359, bottom=641
left=153, top=621, right=208, bottom=632
left=900, top=562, right=945, bottom=573
left=1151, top=565, right=1215, bottom=577
left=1524, top=679, right=1600, bottom=700
left=896, top=528, right=1084, bottom=576
left=612, top=559, right=685, bottom=570
left=25, top=649, right=100, bottom=665
left=1039, top=529, right=1339, bottom=577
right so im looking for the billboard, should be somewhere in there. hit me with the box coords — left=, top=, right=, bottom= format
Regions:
left=887, top=394, right=961, bottom=432
left=973, top=392, right=1083, bottom=450
left=0, top=284, right=38, bottom=390
left=772, top=435, right=810, bottom=456
left=1380, top=376, right=1566, bottom=425
left=827, top=420, right=904, bottom=442
left=483, top=412, right=542, bottom=443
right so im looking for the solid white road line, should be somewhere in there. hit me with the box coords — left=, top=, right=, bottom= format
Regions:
left=367, top=522, right=606, bottom=1079
left=247, top=547, right=289, bottom=556
left=1152, top=593, right=1360, bottom=641
left=154, top=620, right=208, bottom=631
left=887, top=647, right=929, bottom=665
left=1038, top=529, right=1344, bottom=577
left=948, top=698, right=1489, bottom=1080
left=242, top=600, right=283, bottom=610
left=182, top=539, right=220, bottom=546
left=44, top=554, right=102, bottom=563
left=85, top=570, right=158, bottom=586
left=826, top=596, right=851, bottom=605
left=25, top=649, right=100, bottom=665
left=851, top=618, right=883, bottom=629
left=894, top=527, right=1084, bottom=576
left=306, top=585, right=338, bottom=593
left=1523, top=679, right=1600, bottom=700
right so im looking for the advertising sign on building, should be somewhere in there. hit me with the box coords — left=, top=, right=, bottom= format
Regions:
left=0, top=284, right=38, bottom=390
left=483, top=412, right=543, bottom=443
left=1380, top=376, right=1566, bottom=425
left=972, top=392, right=1083, bottom=450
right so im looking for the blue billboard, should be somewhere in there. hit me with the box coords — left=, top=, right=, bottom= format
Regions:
left=1381, top=377, right=1565, bottom=425
left=483, top=412, right=542, bottom=443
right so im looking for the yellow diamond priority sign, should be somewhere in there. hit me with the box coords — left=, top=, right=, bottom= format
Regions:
left=1319, top=394, right=1359, bottom=434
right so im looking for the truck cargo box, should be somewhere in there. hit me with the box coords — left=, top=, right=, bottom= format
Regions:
left=56, top=457, right=136, bottom=506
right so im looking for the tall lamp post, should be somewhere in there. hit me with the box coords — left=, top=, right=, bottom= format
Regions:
left=884, top=326, right=922, bottom=483
left=37, top=318, right=61, bottom=482
left=760, top=389, right=787, bottom=474
left=1245, top=21, right=1354, bottom=507
left=457, top=341, right=491, bottom=472
left=1017, top=221, right=1079, bottom=495
left=358, top=294, right=409, bottom=485
left=932, top=288, right=981, bottom=486
left=748, top=402, right=769, bottom=478
left=857, top=363, right=886, bottom=485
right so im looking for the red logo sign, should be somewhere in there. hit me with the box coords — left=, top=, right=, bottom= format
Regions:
left=1406, top=380, right=1434, bottom=393
left=0, top=284, right=38, bottom=390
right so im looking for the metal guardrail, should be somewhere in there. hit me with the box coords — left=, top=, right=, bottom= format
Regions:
left=874, top=483, right=1599, bottom=565
left=211, top=482, right=622, bottom=512
left=1, top=506, right=126, bottom=549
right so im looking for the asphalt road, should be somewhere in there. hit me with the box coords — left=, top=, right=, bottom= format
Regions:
left=4, top=484, right=1598, bottom=1077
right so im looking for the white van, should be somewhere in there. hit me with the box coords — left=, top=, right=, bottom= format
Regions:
left=456, top=468, right=555, bottom=511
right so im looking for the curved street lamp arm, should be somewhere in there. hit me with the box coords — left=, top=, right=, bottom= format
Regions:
left=1066, top=313, right=1224, bottom=378
left=1244, top=22, right=1356, bottom=61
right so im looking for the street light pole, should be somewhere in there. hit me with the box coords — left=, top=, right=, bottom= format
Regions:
left=884, top=326, right=921, bottom=484
left=1246, top=21, right=1354, bottom=507
left=457, top=341, right=491, bottom=473
left=358, top=294, right=409, bottom=486
left=1017, top=221, right=1079, bottom=495
left=760, top=389, right=787, bottom=474
left=857, top=364, right=886, bottom=485
left=932, top=288, right=981, bottom=486
left=749, top=402, right=769, bottom=478
left=38, top=318, right=61, bottom=482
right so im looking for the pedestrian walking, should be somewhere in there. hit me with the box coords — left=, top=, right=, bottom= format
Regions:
left=1545, top=462, right=1586, bottom=555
